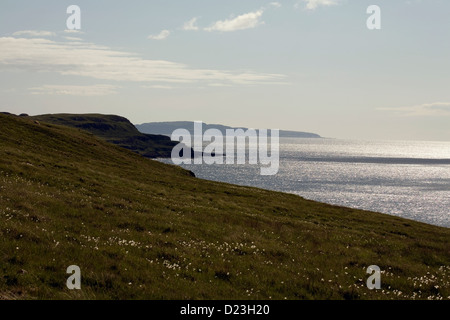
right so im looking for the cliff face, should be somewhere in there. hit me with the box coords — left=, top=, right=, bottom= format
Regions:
left=30, top=114, right=179, bottom=158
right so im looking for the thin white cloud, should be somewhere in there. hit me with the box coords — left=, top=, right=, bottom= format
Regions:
left=183, top=18, right=199, bottom=31
left=269, top=2, right=282, bottom=8
left=297, top=0, right=340, bottom=10
left=208, top=83, right=232, bottom=87
left=13, top=30, right=56, bottom=37
left=63, top=29, right=85, bottom=34
left=205, top=9, right=265, bottom=32
left=147, top=30, right=170, bottom=40
left=29, top=84, right=119, bottom=96
left=0, top=37, right=285, bottom=86
left=63, top=36, right=84, bottom=42
left=380, top=102, right=450, bottom=117
left=142, top=85, right=174, bottom=90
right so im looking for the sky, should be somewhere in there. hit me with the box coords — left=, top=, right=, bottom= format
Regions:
left=1, top=0, right=449, bottom=141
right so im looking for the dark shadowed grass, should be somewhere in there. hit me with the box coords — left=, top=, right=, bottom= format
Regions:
left=30, top=113, right=178, bottom=158
left=0, top=113, right=449, bottom=300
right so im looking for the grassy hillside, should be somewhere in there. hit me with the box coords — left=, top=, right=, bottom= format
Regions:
left=0, top=113, right=449, bottom=300
left=30, top=114, right=178, bottom=158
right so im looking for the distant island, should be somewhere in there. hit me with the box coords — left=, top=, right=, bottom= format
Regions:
left=135, top=121, right=322, bottom=139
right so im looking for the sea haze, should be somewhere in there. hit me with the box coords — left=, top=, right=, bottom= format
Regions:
left=159, top=139, right=450, bottom=228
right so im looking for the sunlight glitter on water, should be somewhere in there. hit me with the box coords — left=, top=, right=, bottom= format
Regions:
left=160, top=139, right=450, bottom=227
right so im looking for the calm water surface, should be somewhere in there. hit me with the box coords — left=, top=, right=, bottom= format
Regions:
left=159, top=139, right=450, bottom=227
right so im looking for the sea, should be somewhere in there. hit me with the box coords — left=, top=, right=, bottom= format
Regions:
left=158, top=138, right=450, bottom=228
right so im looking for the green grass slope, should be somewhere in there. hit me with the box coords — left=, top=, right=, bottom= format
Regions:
left=0, top=113, right=449, bottom=300
left=30, top=113, right=178, bottom=158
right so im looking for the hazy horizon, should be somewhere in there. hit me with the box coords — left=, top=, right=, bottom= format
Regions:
left=1, top=0, right=450, bottom=141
